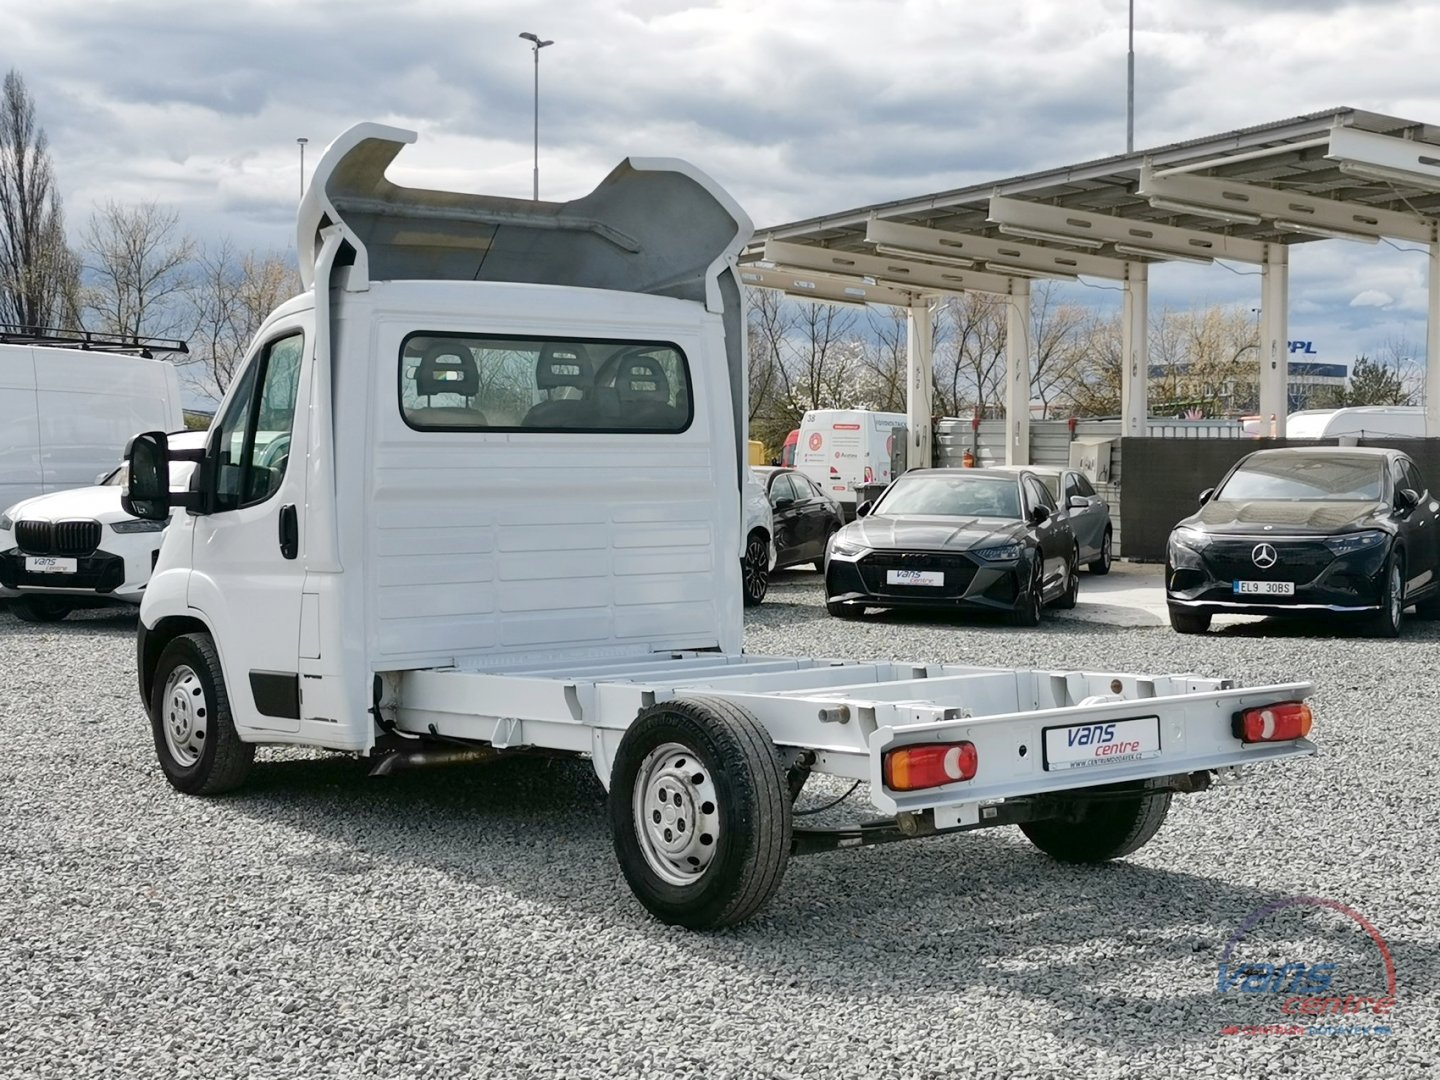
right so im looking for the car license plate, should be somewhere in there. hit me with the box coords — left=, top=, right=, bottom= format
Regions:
left=1233, top=580, right=1295, bottom=596
left=24, top=556, right=77, bottom=574
left=886, top=569, right=943, bottom=586
left=1044, top=716, right=1161, bottom=772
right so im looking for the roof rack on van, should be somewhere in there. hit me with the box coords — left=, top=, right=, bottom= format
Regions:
left=0, top=324, right=189, bottom=358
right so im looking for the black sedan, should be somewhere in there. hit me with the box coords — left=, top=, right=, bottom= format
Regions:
left=823, top=468, right=1079, bottom=625
left=751, top=466, right=845, bottom=571
left=1166, top=446, right=1440, bottom=637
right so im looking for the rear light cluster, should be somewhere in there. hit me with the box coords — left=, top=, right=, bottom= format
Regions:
left=1233, top=702, right=1313, bottom=743
left=883, top=741, right=977, bottom=791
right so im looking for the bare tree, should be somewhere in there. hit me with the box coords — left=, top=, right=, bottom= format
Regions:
left=0, top=69, right=78, bottom=330
left=185, top=239, right=301, bottom=402
left=934, top=293, right=1007, bottom=417
left=1027, top=281, right=1088, bottom=418
left=80, top=200, right=195, bottom=340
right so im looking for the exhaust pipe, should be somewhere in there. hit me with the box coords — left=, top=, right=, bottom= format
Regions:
left=369, top=746, right=503, bottom=777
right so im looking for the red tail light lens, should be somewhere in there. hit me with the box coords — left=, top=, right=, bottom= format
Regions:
left=883, top=742, right=978, bottom=791
left=1234, top=702, right=1313, bottom=743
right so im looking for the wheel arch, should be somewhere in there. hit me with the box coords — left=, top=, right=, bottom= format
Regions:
left=138, top=614, right=216, bottom=712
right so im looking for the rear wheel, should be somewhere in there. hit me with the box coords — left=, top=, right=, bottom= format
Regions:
left=1020, top=778, right=1172, bottom=862
left=741, top=531, right=769, bottom=607
left=1006, top=559, right=1043, bottom=627
left=1089, top=528, right=1113, bottom=575
left=149, top=633, right=254, bottom=795
left=609, top=697, right=791, bottom=929
left=10, top=596, right=74, bottom=623
left=1367, top=551, right=1405, bottom=638
left=1169, top=607, right=1211, bottom=634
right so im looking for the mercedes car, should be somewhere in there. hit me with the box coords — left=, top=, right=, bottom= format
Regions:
left=823, top=468, right=1079, bottom=625
left=1165, top=446, right=1440, bottom=637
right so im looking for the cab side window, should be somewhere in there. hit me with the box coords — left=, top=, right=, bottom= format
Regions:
left=1024, top=476, right=1056, bottom=513
left=1401, top=459, right=1427, bottom=497
left=211, top=333, right=304, bottom=512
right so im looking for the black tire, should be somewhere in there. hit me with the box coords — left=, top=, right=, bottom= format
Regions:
left=1089, top=528, right=1113, bottom=575
left=1006, top=558, right=1044, bottom=627
left=609, top=697, right=791, bottom=929
left=10, top=596, right=73, bottom=623
left=1169, top=607, right=1211, bottom=634
left=812, top=524, right=840, bottom=571
left=1367, top=550, right=1405, bottom=638
left=1020, top=778, right=1172, bottom=863
left=741, top=531, right=769, bottom=607
left=1052, top=548, right=1080, bottom=610
left=826, top=598, right=863, bottom=619
left=149, top=633, right=254, bottom=796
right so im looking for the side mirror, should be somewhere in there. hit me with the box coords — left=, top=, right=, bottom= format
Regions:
left=772, top=496, right=795, bottom=510
left=122, top=431, right=171, bottom=520
left=1067, top=495, right=1090, bottom=510
left=1198, top=487, right=1215, bottom=506
left=855, top=500, right=873, bottom=518
left=1397, top=488, right=1420, bottom=512
left=1030, top=505, right=1051, bottom=525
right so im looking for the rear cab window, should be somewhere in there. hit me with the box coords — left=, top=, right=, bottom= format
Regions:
left=399, top=333, right=692, bottom=433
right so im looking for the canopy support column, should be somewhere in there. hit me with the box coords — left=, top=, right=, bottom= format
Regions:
left=1005, top=280, right=1031, bottom=465
left=1121, top=262, right=1148, bottom=439
left=1259, top=244, right=1290, bottom=437
left=1428, top=238, right=1440, bottom=436
left=905, top=301, right=934, bottom=469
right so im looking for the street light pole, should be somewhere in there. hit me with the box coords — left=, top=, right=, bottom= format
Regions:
left=296, top=137, right=308, bottom=198
left=519, top=31, right=554, bottom=201
left=1126, top=0, right=1135, bottom=153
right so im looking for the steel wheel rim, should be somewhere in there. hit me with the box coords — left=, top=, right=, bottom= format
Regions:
left=1390, top=563, right=1403, bottom=627
left=744, top=537, right=768, bottom=596
left=162, top=664, right=209, bottom=768
left=632, top=741, right=721, bottom=886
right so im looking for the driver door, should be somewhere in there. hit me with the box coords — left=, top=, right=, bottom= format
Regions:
left=188, top=326, right=311, bottom=734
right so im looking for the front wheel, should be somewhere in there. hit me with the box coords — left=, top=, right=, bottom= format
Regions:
left=812, top=525, right=840, bottom=571
left=1169, top=607, right=1211, bottom=634
left=10, top=596, right=74, bottom=623
left=149, top=633, right=254, bottom=795
left=741, top=531, right=769, bottom=607
left=1367, top=551, right=1405, bottom=638
left=1052, top=548, right=1079, bottom=610
left=1006, top=559, right=1043, bottom=627
left=1089, top=529, right=1113, bottom=575
left=1020, top=778, right=1172, bottom=862
left=609, top=697, right=792, bottom=929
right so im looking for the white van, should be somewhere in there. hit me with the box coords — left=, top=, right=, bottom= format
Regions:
left=115, top=123, right=1317, bottom=929
left=1284, top=406, right=1425, bottom=439
left=794, top=409, right=905, bottom=513
left=0, top=336, right=184, bottom=509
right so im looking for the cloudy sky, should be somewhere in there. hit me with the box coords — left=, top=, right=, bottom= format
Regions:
left=10, top=0, right=1440, bottom=368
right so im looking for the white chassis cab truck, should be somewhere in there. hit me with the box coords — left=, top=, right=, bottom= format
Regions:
left=122, top=124, right=1317, bottom=930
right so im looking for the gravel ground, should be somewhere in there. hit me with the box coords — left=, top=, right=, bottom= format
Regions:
left=0, top=576, right=1435, bottom=1079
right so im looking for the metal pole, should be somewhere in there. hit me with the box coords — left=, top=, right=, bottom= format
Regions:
left=532, top=44, right=540, bottom=201
left=1126, top=0, right=1135, bottom=153
left=296, top=137, right=308, bottom=198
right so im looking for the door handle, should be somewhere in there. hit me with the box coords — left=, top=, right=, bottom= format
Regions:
left=279, top=503, right=298, bottom=560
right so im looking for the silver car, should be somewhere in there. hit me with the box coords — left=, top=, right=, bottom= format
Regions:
left=986, top=466, right=1112, bottom=573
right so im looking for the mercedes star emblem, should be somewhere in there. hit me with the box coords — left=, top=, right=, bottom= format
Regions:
left=1251, top=543, right=1278, bottom=569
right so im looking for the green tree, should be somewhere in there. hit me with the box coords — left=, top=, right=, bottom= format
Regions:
left=1344, top=354, right=1414, bottom=407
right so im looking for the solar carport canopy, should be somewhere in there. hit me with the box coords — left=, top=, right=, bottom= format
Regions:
left=740, top=107, right=1440, bottom=461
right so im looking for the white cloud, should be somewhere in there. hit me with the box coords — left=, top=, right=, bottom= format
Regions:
left=1350, top=290, right=1396, bottom=309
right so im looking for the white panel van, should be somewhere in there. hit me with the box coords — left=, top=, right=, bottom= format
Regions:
left=794, top=409, right=905, bottom=513
left=1285, top=406, right=1425, bottom=439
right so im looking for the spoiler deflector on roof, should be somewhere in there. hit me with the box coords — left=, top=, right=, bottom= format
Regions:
left=296, top=122, right=753, bottom=316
